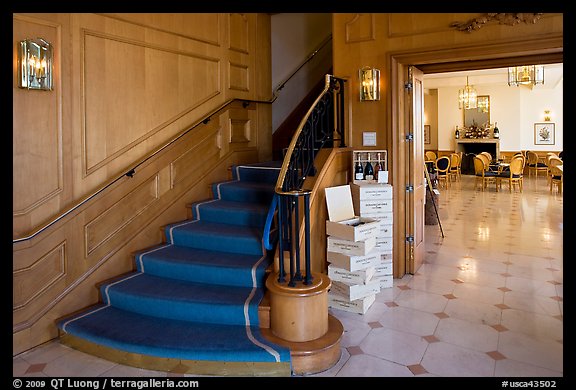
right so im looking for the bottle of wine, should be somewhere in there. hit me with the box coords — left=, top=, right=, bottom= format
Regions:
left=493, top=122, right=499, bottom=139
left=374, top=152, right=382, bottom=181
left=455, top=125, right=460, bottom=139
left=355, top=159, right=364, bottom=180
left=364, top=153, right=374, bottom=180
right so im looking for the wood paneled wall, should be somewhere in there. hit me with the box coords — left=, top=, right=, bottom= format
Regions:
left=13, top=13, right=272, bottom=355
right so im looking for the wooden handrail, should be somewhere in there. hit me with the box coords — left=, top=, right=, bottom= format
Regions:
left=13, top=98, right=272, bottom=244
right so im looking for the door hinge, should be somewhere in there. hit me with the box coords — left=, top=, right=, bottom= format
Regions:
left=405, top=235, right=414, bottom=243
left=406, top=184, right=414, bottom=192
left=404, top=81, right=413, bottom=91
left=405, top=133, right=414, bottom=141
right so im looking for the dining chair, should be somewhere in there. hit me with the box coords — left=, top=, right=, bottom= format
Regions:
left=526, top=151, right=548, bottom=178
left=435, top=156, right=451, bottom=189
left=449, top=153, right=460, bottom=181
left=547, top=155, right=563, bottom=183
left=550, top=165, right=563, bottom=194
left=497, top=155, right=524, bottom=192
left=425, top=151, right=437, bottom=161
left=473, top=156, right=497, bottom=191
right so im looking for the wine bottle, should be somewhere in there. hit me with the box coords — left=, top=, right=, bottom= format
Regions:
left=493, top=122, right=499, bottom=139
left=364, top=153, right=374, bottom=180
left=374, top=152, right=382, bottom=181
left=455, top=126, right=460, bottom=139
left=355, top=159, right=364, bottom=180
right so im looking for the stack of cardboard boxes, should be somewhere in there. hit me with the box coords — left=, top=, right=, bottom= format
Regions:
left=325, top=185, right=382, bottom=314
left=351, top=182, right=394, bottom=289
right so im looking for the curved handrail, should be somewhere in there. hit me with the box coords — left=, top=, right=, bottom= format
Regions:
left=13, top=98, right=271, bottom=244
left=275, top=74, right=332, bottom=195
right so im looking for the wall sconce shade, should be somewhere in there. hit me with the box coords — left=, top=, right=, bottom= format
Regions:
left=458, top=76, right=477, bottom=110
left=18, top=38, right=53, bottom=91
left=359, top=67, right=380, bottom=101
left=507, top=65, right=544, bottom=87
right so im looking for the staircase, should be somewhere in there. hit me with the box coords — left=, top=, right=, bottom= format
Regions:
left=57, top=162, right=293, bottom=376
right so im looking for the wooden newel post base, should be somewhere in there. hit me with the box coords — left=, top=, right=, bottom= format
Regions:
left=265, top=272, right=331, bottom=342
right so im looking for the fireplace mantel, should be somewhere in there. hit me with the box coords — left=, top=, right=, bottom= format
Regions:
left=456, top=139, right=500, bottom=158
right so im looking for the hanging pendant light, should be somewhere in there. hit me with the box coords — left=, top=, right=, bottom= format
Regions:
left=508, top=65, right=544, bottom=87
left=458, top=76, right=478, bottom=110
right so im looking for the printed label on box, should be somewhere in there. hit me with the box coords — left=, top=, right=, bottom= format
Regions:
left=328, top=265, right=376, bottom=285
left=327, top=250, right=382, bottom=272
left=331, top=280, right=381, bottom=301
left=328, top=292, right=376, bottom=314
left=374, top=237, right=393, bottom=251
left=361, top=211, right=393, bottom=221
left=327, top=236, right=376, bottom=256
left=380, top=251, right=393, bottom=261
left=374, top=259, right=393, bottom=276
left=373, top=274, right=393, bottom=289
left=377, top=223, right=393, bottom=238
left=351, top=183, right=393, bottom=201
left=358, top=200, right=393, bottom=214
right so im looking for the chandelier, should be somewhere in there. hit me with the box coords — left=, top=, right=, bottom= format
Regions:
left=458, top=76, right=478, bottom=109
left=508, top=65, right=544, bottom=87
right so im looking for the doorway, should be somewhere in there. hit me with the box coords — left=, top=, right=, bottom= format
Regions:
left=390, top=36, right=563, bottom=278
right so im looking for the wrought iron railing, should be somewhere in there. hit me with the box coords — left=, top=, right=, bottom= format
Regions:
left=272, top=74, right=345, bottom=286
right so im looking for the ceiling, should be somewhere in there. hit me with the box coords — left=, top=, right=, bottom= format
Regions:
left=423, top=63, right=563, bottom=90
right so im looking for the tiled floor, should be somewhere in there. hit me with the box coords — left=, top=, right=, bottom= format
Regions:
left=13, top=174, right=563, bottom=378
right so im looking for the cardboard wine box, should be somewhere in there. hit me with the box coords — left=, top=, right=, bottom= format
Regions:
left=374, top=237, right=393, bottom=252
left=377, top=223, right=393, bottom=238
left=374, top=259, right=393, bottom=276
left=325, top=185, right=381, bottom=242
left=373, top=274, right=393, bottom=289
left=327, top=236, right=376, bottom=256
left=326, top=250, right=382, bottom=272
left=328, top=264, right=376, bottom=285
left=331, top=280, right=381, bottom=301
left=351, top=182, right=393, bottom=201
left=328, top=292, right=376, bottom=314
left=380, top=251, right=393, bottom=261
left=355, top=199, right=393, bottom=215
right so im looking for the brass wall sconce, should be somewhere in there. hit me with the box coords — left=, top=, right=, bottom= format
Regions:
left=359, top=66, right=380, bottom=101
left=544, top=110, right=551, bottom=122
left=17, top=38, right=53, bottom=91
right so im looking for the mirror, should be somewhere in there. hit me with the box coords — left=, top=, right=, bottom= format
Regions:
left=464, top=95, right=490, bottom=127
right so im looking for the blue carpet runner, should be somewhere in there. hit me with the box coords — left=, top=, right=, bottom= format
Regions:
left=57, top=162, right=291, bottom=368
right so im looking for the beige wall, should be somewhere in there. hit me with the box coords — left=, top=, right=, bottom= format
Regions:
left=13, top=13, right=272, bottom=355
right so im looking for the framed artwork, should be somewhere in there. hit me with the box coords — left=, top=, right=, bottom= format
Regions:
left=424, top=125, right=431, bottom=144
left=534, top=123, right=555, bottom=145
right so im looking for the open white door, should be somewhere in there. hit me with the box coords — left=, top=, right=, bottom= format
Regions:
left=405, top=65, right=425, bottom=274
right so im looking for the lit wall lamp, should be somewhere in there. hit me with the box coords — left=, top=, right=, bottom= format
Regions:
left=359, top=66, right=380, bottom=101
left=544, top=110, right=551, bottom=122
left=17, top=38, right=53, bottom=91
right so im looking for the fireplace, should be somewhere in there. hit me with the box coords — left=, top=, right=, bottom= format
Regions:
left=456, top=139, right=500, bottom=175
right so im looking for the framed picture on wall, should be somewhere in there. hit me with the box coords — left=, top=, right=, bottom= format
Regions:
left=424, top=125, right=431, bottom=144
left=534, top=123, right=555, bottom=145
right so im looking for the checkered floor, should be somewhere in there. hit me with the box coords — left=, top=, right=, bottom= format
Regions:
left=13, top=174, right=563, bottom=377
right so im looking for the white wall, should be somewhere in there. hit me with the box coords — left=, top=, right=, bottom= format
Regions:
left=271, top=13, right=332, bottom=132
left=432, top=80, right=563, bottom=153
